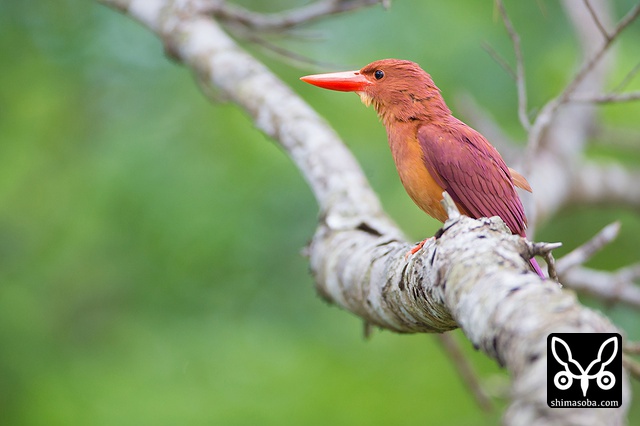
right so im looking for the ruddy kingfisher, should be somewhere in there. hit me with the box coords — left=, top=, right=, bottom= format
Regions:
left=301, top=59, right=544, bottom=277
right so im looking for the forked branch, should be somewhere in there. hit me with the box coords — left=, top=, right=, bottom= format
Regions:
left=201, top=0, right=384, bottom=32
left=526, top=2, right=640, bottom=160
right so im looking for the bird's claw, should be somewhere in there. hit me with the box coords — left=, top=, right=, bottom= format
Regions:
left=405, top=237, right=434, bottom=258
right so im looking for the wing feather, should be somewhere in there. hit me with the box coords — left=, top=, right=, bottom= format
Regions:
left=417, top=121, right=528, bottom=236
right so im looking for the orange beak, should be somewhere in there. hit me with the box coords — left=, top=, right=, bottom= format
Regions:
left=300, top=71, right=371, bottom=92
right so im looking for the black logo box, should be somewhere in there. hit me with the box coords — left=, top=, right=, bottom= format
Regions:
left=547, top=333, right=622, bottom=407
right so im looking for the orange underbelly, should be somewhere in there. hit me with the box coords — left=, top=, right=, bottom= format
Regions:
left=390, top=134, right=450, bottom=222
left=398, top=158, right=450, bottom=222
left=388, top=131, right=471, bottom=223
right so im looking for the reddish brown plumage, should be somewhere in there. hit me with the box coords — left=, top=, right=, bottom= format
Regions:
left=301, top=59, right=543, bottom=276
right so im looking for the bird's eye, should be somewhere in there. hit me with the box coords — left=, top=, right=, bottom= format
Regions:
left=374, top=70, right=384, bottom=80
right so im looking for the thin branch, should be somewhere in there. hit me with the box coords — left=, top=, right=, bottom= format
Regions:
left=612, top=2, right=640, bottom=38
left=625, top=341, right=640, bottom=355
left=556, top=222, right=620, bottom=275
left=241, top=31, right=344, bottom=68
left=569, top=90, right=640, bottom=104
left=530, top=241, right=562, bottom=282
left=436, top=333, right=493, bottom=412
left=612, top=60, right=640, bottom=92
left=202, top=0, right=384, bottom=32
left=481, top=41, right=516, bottom=80
left=525, top=2, right=640, bottom=165
left=563, top=1, right=640, bottom=105
left=495, top=0, right=530, bottom=131
left=583, top=0, right=611, bottom=40
left=623, top=355, right=640, bottom=382
left=454, top=92, right=522, bottom=164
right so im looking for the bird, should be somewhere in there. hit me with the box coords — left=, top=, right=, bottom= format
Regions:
left=300, top=59, right=544, bottom=277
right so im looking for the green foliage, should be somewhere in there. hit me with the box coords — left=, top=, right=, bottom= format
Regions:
left=0, top=1, right=638, bottom=424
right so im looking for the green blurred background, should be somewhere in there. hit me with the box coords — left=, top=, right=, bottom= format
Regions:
left=1, top=1, right=639, bottom=425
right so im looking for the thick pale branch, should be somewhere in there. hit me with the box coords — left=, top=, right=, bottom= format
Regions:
left=569, top=161, right=640, bottom=208
left=311, top=212, right=629, bottom=425
left=101, top=0, right=397, bottom=234
left=561, top=265, right=640, bottom=308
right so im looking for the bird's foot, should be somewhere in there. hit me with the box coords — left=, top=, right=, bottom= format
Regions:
left=405, top=237, right=434, bottom=258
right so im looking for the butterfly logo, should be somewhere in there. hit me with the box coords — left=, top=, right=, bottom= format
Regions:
left=551, top=336, right=617, bottom=397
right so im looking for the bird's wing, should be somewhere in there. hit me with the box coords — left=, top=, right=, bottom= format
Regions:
left=417, top=122, right=528, bottom=236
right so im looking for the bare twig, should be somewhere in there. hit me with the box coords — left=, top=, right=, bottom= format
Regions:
left=569, top=91, right=640, bottom=104
left=241, top=31, right=343, bottom=68
left=583, top=0, right=610, bottom=40
left=454, top=92, right=521, bottom=164
left=612, top=60, right=640, bottom=92
left=625, top=341, right=640, bottom=355
left=543, top=251, right=559, bottom=282
left=481, top=42, right=516, bottom=80
left=436, top=333, right=493, bottom=412
left=556, top=222, right=620, bottom=275
left=201, top=0, right=385, bottom=67
left=203, top=0, right=384, bottom=32
left=530, top=241, right=562, bottom=282
left=561, top=2, right=640, bottom=104
left=495, top=0, right=530, bottom=131
left=526, top=2, right=640, bottom=164
left=622, top=355, right=640, bottom=382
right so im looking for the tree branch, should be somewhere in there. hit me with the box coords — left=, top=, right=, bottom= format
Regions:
left=569, top=90, right=640, bottom=103
left=561, top=264, right=640, bottom=309
left=612, top=59, right=640, bottom=92
left=98, top=1, right=632, bottom=423
left=524, top=1, right=639, bottom=175
left=201, top=0, right=384, bottom=32
left=582, top=0, right=611, bottom=40
left=554, top=222, right=640, bottom=308
left=569, top=161, right=640, bottom=208
left=495, top=0, right=530, bottom=131
left=556, top=221, right=620, bottom=274
left=523, top=0, right=616, bottom=231
left=454, top=92, right=522, bottom=164
left=435, top=332, right=493, bottom=412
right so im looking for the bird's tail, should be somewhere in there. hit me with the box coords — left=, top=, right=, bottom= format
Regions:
left=530, top=258, right=545, bottom=279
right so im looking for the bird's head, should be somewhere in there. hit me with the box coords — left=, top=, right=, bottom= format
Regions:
left=301, top=59, right=449, bottom=125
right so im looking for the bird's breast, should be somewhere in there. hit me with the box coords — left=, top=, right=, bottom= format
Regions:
left=387, top=127, right=449, bottom=222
